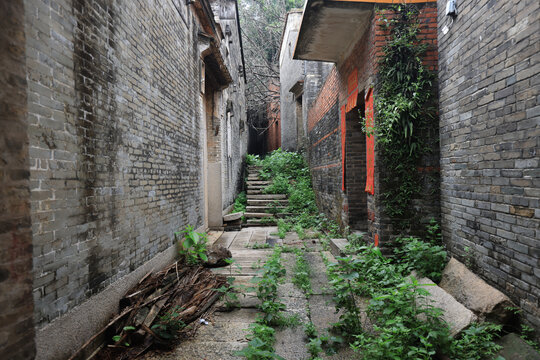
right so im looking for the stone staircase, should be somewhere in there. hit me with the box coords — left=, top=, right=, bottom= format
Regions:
left=244, top=164, right=288, bottom=226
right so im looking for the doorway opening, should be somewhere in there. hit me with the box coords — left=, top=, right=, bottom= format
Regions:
left=345, top=91, right=367, bottom=230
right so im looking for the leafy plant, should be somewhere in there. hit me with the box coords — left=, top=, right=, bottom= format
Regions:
left=246, top=154, right=262, bottom=166
left=449, top=323, right=503, bottom=360
left=235, top=323, right=284, bottom=360
left=176, top=225, right=208, bottom=265
left=352, top=277, right=451, bottom=359
left=292, top=249, right=312, bottom=297
left=293, top=224, right=307, bottom=240
left=150, top=305, right=187, bottom=340
left=426, top=218, right=442, bottom=245
left=519, top=323, right=540, bottom=352
left=233, top=191, right=248, bottom=213
left=237, top=246, right=297, bottom=359
left=264, top=174, right=290, bottom=195
left=394, top=236, right=447, bottom=282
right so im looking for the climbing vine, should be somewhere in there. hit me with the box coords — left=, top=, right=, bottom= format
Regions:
left=370, top=5, right=436, bottom=219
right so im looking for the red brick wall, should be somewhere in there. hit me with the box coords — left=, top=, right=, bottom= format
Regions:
left=306, top=3, right=439, bottom=240
left=307, top=69, right=339, bottom=133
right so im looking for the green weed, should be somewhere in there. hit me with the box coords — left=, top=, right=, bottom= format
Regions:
left=176, top=225, right=208, bottom=265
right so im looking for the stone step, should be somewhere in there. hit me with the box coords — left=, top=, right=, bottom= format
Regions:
left=246, top=180, right=271, bottom=185
left=439, top=258, right=515, bottom=324
left=244, top=212, right=274, bottom=218
left=246, top=205, right=286, bottom=212
left=414, top=275, right=477, bottom=337
left=329, top=238, right=349, bottom=257
left=247, top=199, right=288, bottom=206
left=244, top=219, right=277, bottom=226
left=247, top=194, right=287, bottom=200
left=246, top=184, right=268, bottom=189
left=247, top=189, right=264, bottom=195
left=247, top=176, right=262, bottom=181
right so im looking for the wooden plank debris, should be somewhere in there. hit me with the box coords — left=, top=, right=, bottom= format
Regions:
left=70, top=262, right=228, bottom=360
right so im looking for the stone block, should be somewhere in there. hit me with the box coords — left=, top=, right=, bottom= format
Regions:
left=415, top=275, right=477, bottom=337
left=439, top=258, right=516, bottom=324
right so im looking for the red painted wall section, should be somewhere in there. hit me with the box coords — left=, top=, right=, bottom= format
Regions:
left=365, top=88, right=375, bottom=195
left=340, top=105, right=346, bottom=191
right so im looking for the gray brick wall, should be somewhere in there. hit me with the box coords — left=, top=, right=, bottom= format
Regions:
left=308, top=103, right=343, bottom=223
left=0, top=2, right=36, bottom=359
left=215, top=0, right=248, bottom=210
left=25, top=0, right=205, bottom=327
left=438, top=0, right=539, bottom=331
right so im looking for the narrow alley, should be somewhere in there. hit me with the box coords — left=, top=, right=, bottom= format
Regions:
left=1, top=0, right=539, bottom=359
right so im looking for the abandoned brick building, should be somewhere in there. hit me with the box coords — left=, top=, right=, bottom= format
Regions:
left=281, top=0, right=539, bottom=336
left=1, top=0, right=247, bottom=358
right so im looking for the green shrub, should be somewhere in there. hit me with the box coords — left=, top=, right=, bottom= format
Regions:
left=394, top=236, right=447, bottom=282
left=233, top=191, right=247, bottom=213
left=246, top=154, right=262, bottom=166
left=449, top=323, right=503, bottom=360
left=175, top=225, right=208, bottom=265
left=264, top=174, right=290, bottom=194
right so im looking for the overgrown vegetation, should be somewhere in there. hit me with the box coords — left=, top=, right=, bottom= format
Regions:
left=323, top=235, right=507, bottom=359
left=364, top=4, right=436, bottom=220
left=394, top=236, right=447, bottom=282
left=292, top=249, right=312, bottom=297
left=236, top=246, right=298, bottom=359
left=248, top=149, right=342, bottom=240
left=233, top=191, right=248, bottom=213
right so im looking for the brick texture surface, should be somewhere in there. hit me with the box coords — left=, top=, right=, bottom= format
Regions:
left=23, top=0, right=238, bottom=328
left=0, top=1, right=36, bottom=359
left=306, top=4, right=439, bottom=238
left=437, top=0, right=540, bottom=331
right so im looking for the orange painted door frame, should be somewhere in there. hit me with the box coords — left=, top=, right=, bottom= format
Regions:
left=365, top=88, right=375, bottom=195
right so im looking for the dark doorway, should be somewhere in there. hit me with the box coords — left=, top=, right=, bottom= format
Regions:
left=345, top=92, right=367, bottom=230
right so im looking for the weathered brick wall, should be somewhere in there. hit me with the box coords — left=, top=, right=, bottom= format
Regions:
left=308, top=103, right=342, bottom=222
left=215, top=0, right=248, bottom=209
left=25, top=0, right=204, bottom=327
left=437, top=0, right=539, bottom=331
left=305, top=4, right=439, bottom=239
left=370, top=5, right=439, bottom=249
left=0, top=2, right=36, bottom=359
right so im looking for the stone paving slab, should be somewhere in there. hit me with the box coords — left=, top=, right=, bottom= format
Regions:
left=141, top=309, right=261, bottom=360
left=207, top=230, right=224, bottom=246
left=275, top=327, right=310, bottom=360
left=305, top=252, right=332, bottom=295
left=214, top=231, right=238, bottom=249
left=275, top=252, right=310, bottom=360
left=142, top=340, right=246, bottom=360
left=143, top=231, right=347, bottom=360
left=329, top=238, right=348, bottom=257
left=309, top=294, right=339, bottom=330
left=495, top=333, right=540, bottom=360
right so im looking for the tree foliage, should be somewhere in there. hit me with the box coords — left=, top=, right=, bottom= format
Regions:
left=239, top=0, right=305, bottom=131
